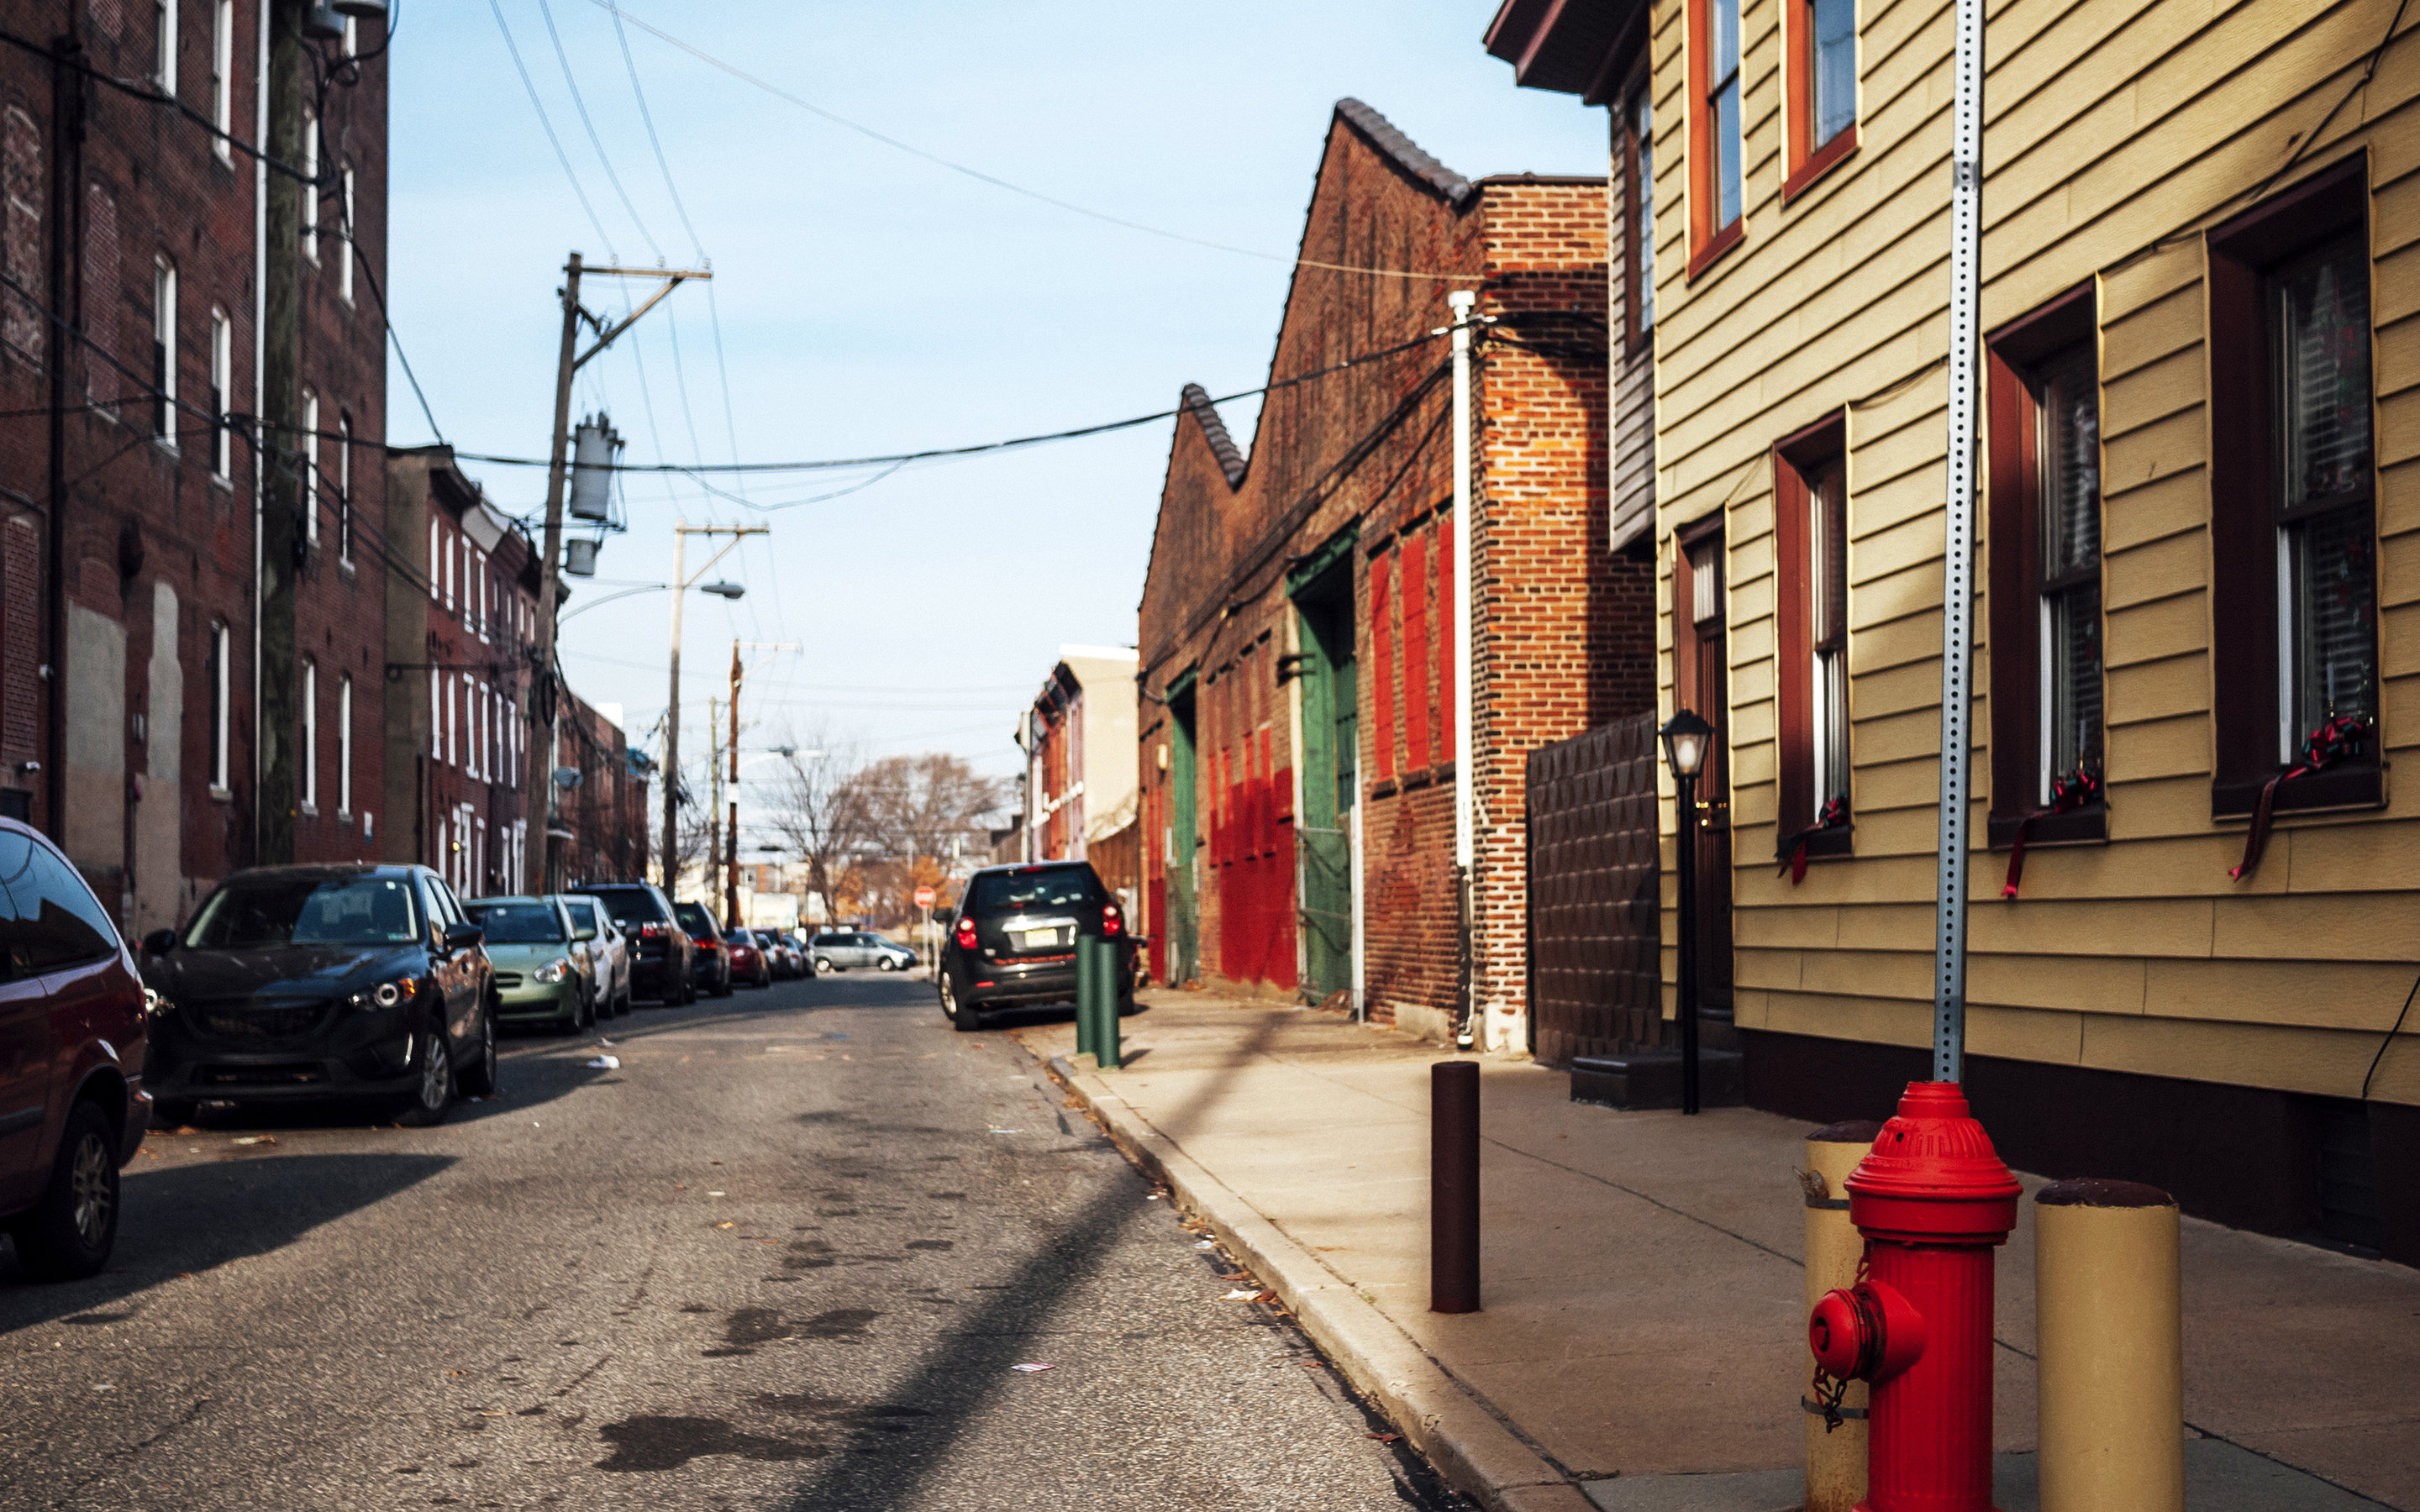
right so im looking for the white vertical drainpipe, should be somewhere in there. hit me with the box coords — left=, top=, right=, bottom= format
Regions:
left=1449, top=287, right=1478, bottom=1050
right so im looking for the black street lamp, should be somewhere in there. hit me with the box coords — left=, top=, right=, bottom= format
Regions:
left=1660, top=707, right=1714, bottom=1116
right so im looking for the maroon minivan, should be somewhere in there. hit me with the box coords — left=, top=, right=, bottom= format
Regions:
left=0, top=819, right=150, bottom=1280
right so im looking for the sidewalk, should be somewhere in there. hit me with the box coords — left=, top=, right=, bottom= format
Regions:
left=1017, top=990, right=2420, bottom=1512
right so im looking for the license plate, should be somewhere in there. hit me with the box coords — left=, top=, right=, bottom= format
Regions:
left=1020, top=927, right=1061, bottom=950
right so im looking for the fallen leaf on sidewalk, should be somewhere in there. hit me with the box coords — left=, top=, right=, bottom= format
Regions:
left=715, top=1221, right=736, bottom=1230
left=231, top=1136, right=275, bottom=1147
left=1009, top=1362, right=1055, bottom=1373
left=1061, top=1097, right=1081, bottom=1109
left=1300, top=1361, right=1324, bottom=1370
left=1368, top=1431, right=1400, bottom=1443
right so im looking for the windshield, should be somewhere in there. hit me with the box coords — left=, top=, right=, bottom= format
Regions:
left=585, top=888, right=666, bottom=926
left=464, top=901, right=566, bottom=944
left=967, top=867, right=1102, bottom=915
left=186, top=876, right=421, bottom=949
left=674, top=902, right=717, bottom=937
left=729, top=930, right=754, bottom=947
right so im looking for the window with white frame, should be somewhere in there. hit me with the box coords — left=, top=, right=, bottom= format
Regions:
left=208, top=306, right=230, bottom=476
left=210, top=0, right=231, bottom=162
left=301, top=109, right=318, bottom=261
left=337, top=673, right=352, bottom=815
left=208, top=621, right=230, bottom=790
left=300, top=659, right=318, bottom=812
left=427, top=518, right=440, bottom=601
left=155, top=0, right=176, bottom=92
left=339, top=167, right=355, bottom=302
left=336, top=411, right=352, bottom=563
left=153, top=256, right=176, bottom=441
left=300, top=387, right=318, bottom=542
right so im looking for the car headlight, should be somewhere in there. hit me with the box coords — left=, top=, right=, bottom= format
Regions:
left=534, top=958, right=572, bottom=984
left=346, top=977, right=418, bottom=1011
left=144, top=988, right=173, bottom=1019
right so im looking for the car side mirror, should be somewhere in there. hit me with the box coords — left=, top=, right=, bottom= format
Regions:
left=443, top=922, right=485, bottom=952
left=142, top=928, right=176, bottom=956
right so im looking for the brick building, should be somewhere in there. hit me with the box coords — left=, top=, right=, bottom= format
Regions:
left=555, top=690, right=648, bottom=887
left=0, top=0, right=389, bottom=932
left=1020, top=644, right=1137, bottom=866
left=1136, top=100, right=1653, bottom=1041
left=382, top=445, right=534, bottom=897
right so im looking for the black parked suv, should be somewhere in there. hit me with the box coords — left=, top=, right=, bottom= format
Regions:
left=139, top=864, right=499, bottom=1128
left=673, top=901, right=734, bottom=999
left=937, top=861, right=1133, bottom=1032
left=0, top=819, right=152, bottom=1279
left=577, top=882, right=694, bottom=1005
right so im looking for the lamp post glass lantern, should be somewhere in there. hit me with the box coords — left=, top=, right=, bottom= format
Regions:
left=1660, top=707, right=1714, bottom=1115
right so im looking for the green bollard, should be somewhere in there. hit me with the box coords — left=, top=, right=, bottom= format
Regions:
left=1096, top=941, right=1120, bottom=1072
left=1075, top=936, right=1097, bottom=1061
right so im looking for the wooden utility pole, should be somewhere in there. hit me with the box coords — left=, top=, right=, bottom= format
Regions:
left=256, top=0, right=305, bottom=864
left=727, top=644, right=741, bottom=929
left=524, top=259, right=712, bottom=895
left=523, top=251, right=583, bottom=893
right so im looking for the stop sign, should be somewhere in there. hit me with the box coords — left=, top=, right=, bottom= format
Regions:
left=913, top=886, right=935, bottom=908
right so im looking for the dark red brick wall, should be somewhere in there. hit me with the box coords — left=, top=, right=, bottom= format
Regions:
left=0, top=1, right=388, bottom=932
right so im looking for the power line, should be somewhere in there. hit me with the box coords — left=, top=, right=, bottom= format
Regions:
left=536, top=0, right=661, bottom=261
left=489, top=0, right=617, bottom=257
left=592, top=1, right=1482, bottom=283
left=448, top=324, right=1450, bottom=475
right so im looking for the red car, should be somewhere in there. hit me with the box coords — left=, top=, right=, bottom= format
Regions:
left=724, top=929, right=773, bottom=990
left=0, top=819, right=151, bottom=1279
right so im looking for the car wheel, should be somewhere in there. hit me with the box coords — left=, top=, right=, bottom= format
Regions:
left=396, top=1026, right=456, bottom=1127
left=813, top=957, right=834, bottom=976
left=151, top=1099, right=197, bottom=1127
left=877, top=955, right=899, bottom=972
left=459, top=1007, right=501, bottom=1098
left=713, top=966, right=734, bottom=1000
left=615, top=980, right=632, bottom=1016
left=943, top=973, right=982, bottom=1033
left=9, top=1101, right=121, bottom=1281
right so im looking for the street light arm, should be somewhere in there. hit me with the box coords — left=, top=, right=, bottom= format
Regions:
left=560, top=582, right=670, bottom=623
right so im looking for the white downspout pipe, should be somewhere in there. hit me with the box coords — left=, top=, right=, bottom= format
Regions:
left=1449, top=287, right=1477, bottom=1050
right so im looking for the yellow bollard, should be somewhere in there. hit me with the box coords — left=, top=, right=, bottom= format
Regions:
left=1800, top=1120, right=1880, bottom=1512
left=2036, top=1179, right=2185, bottom=1512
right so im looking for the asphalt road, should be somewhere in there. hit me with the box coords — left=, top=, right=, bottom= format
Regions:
left=0, top=969, right=1465, bottom=1511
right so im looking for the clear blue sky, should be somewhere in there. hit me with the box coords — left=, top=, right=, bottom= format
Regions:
left=387, top=1, right=1606, bottom=818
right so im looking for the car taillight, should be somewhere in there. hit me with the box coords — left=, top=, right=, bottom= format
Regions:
left=639, top=922, right=662, bottom=938
left=1102, top=903, right=1123, bottom=937
left=954, top=917, right=977, bottom=951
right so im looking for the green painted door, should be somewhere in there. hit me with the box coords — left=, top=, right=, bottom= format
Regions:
left=1296, top=591, right=1355, bottom=997
left=1168, top=690, right=1199, bottom=983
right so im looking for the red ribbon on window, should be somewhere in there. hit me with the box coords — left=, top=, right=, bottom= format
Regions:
left=2230, top=715, right=2368, bottom=882
left=2002, top=768, right=2101, bottom=900
left=1776, top=796, right=1850, bottom=885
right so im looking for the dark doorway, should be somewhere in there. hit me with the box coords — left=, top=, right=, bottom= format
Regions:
left=1168, top=683, right=1199, bottom=984
left=1674, top=522, right=1734, bottom=1042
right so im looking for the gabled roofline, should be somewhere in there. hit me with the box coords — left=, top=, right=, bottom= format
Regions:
left=1334, top=97, right=1476, bottom=207
left=1180, top=383, right=1248, bottom=487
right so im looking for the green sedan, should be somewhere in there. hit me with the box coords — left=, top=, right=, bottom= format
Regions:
left=464, top=895, right=595, bottom=1032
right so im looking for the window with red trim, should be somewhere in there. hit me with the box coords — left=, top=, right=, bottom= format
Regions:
left=1621, top=86, right=1654, bottom=345
left=2207, top=161, right=2379, bottom=817
left=1402, top=530, right=1430, bottom=771
left=1774, top=414, right=1851, bottom=854
left=1370, top=550, right=1396, bottom=783
left=1686, top=0, right=1745, bottom=276
left=1986, top=286, right=2106, bottom=848
left=1782, top=0, right=1857, bottom=200
left=1433, top=516, right=1455, bottom=766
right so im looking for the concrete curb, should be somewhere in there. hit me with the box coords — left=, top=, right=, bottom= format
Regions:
left=1039, top=1052, right=1591, bottom=1512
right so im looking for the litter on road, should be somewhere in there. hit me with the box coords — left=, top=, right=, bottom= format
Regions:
left=1221, top=1289, right=1260, bottom=1301
left=231, top=1136, right=276, bottom=1146
left=586, top=1056, right=621, bottom=1069
left=1009, top=1363, right=1055, bottom=1373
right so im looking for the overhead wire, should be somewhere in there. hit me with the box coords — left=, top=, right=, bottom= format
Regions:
left=489, top=0, right=618, bottom=258
left=589, top=0, right=1481, bottom=283
left=536, top=0, right=662, bottom=261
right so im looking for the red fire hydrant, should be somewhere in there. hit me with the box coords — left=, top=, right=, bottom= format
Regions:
left=1807, top=1081, right=2020, bottom=1511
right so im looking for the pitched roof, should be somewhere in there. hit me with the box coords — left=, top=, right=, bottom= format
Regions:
left=1180, top=383, right=1248, bottom=487
left=1333, top=97, right=1476, bottom=207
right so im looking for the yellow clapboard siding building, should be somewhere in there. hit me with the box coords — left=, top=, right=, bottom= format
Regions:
left=1491, top=0, right=2420, bottom=1265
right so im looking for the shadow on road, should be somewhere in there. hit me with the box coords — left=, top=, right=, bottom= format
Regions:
left=776, top=1014, right=1275, bottom=1512
left=0, top=1151, right=455, bottom=1330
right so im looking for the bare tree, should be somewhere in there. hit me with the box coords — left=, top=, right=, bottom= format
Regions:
left=764, top=734, right=876, bottom=929
left=857, top=753, right=1007, bottom=866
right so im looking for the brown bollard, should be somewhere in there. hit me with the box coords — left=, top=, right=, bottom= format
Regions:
left=2036, top=1179, right=2184, bottom=1512
left=1802, top=1121, right=1881, bottom=1512
left=1430, top=1060, right=1481, bottom=1314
